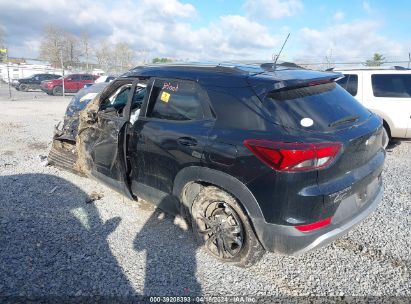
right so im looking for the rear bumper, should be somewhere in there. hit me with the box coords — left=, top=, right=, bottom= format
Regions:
left=254, top=178, right=383, bottom=255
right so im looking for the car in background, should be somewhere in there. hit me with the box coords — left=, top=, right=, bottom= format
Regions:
left=49, top=62, right=385, bottom=267
left=40, top=74, right=98, bottom=95
left=83, top=75, right=116, bottom=88
left=333, top=67, right=411, bottom=148
left=12, top=73, right=61, bottom=91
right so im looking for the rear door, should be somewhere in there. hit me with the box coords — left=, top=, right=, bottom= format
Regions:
left=128, top=78, right=214, bottom=205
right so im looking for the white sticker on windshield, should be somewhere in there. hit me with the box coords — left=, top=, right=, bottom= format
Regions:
left=300, top=118, right=314, bottom=127
left=80, top=93, right=98, bottom=103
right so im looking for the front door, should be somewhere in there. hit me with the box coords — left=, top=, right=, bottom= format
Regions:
left=64, top=75, right=77, bottom=92
left=87, top=79, right=139, bottom=198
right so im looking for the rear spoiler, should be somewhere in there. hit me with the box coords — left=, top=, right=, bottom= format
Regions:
left=248, top=70, right=343, bottom=97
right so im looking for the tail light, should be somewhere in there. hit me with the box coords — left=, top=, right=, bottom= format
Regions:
left=295, top=217, right=332, bottom=232
left=243, top=140, right=342, bottom=172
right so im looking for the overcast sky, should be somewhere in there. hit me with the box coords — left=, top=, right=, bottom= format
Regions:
left=0, top=0, right=410, bottom=63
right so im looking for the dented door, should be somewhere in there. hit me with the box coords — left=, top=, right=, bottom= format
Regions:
left=82, top=79, right=138, bottom=199
left=90, top=111, right=130, bottom=195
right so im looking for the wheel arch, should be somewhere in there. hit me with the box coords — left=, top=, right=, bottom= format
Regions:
left=382, top=119, right=392, bottom=138
left=173, top=166, right=265, bottom=229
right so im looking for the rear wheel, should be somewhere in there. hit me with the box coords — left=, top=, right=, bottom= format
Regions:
left=191, top=186, right=264, bottom=267
left=19, top=84, right=28, bottom=92
left=382, top=126, right=390, bottom=149
left=52, top=86, right=63, bottom=96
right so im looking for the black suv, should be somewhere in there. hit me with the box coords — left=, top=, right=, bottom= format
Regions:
left=49, top=63, right=385, bottom=267
left=13, top=73, right=61, bottom=91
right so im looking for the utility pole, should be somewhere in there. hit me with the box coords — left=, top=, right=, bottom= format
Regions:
left=60, top=49, right=65, bottom=97
left=325, top=48, right=333, bottom=70
left=5, top=49, right=11, bottom=99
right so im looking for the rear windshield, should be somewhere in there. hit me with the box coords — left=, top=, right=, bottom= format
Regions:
left=263, top=82, right=370, bottom=132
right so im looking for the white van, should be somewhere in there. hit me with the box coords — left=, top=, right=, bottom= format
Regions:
left=333, top=67, right=411, bottom=147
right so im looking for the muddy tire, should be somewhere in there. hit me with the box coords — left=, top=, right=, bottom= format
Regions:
left=191, top=186, right=265, bottom=267
left=52, top=86, right=63, bottom=96
left=19, top=84, right=28, bottom=92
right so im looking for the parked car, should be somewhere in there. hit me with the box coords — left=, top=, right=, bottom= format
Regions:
left=40, top=74, right=98, bottom=95
left=49, top=62, right=385, bottom=267
left=83, top=75, right=116, bottom=88
left=333, top=67, right=411, bottom=148
left=12, top=73, right=61, bottom=91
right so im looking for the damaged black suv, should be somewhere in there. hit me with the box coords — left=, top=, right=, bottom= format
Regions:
left=49, top=63, right=385, bottom=267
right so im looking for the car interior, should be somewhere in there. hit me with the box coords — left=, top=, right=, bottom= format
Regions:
left=99, top=82, right=147, bottom=124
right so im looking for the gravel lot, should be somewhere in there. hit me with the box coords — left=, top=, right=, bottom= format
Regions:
left=0, top=86, right=410, bottom=299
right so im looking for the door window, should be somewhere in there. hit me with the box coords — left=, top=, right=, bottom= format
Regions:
left=100, top=84, right=132, bottom=111
left=146, top=79, right=205, bottom=121
left=70, top=75, right=82, bottom=81
left=335, top=74, right=358, bottom=96
left=372, top=74, right=411, bottom=98
left=82, top=75, right=94, bottom=80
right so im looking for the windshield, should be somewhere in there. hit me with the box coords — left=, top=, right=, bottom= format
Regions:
left=263, top=82, right=371, bottom=132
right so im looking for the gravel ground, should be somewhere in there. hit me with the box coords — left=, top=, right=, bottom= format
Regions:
left=0, top=87, right=410, bottom=299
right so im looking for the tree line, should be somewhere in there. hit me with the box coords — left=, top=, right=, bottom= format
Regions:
left=0, top=26, right=396, bottom=70
left=38, top=25, right=135, bottom=74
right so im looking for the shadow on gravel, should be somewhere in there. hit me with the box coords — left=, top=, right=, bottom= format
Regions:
left=386, top=139, right=401, bottom=151
left=134, top=205, right=202, bottom=297
left=0, top=173, right=137, bottom=300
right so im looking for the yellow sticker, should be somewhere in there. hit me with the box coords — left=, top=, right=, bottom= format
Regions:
left=160, top=91, right=170, bottom=103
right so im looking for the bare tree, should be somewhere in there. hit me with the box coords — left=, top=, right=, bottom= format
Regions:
left=81, top=32, right=91, bottom=71
left=0, top=28, right=5, bottom=62
left=113, top=42, right=134, bottom=73
left=137, top=49, right=150, bottom=64
left=63, top=33, right=81, bottom=68
left=39, top=25, right=65, bottom=67
left=95, top=39, right=113, bottom=73
left=95, top=41, right=135, bottom=74
left=39, top=25, right=81, bottom=68
left=0, top=27, right=5, bottom=48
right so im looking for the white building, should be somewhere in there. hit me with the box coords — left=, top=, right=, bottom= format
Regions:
left=0, top=60, right=106, bottom=83
left=0, top=60, right=62, bottom=83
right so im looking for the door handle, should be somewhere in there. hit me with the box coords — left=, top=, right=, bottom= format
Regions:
left=178, top=137, right=197, bottom=146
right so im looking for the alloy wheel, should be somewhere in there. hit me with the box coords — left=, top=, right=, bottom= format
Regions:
left=195, top=201, right=244, bottom=259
